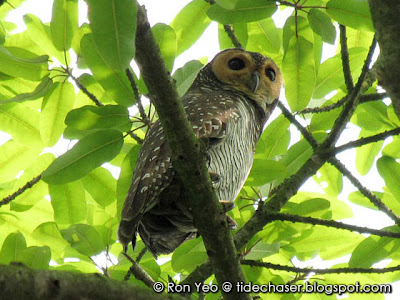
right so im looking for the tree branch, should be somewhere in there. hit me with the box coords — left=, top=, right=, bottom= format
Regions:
left=335, top=127, right=400, bottom=153
left=329, top=157, right=400, bottom=226
left=241, top=260, right=400, bottom=275
left=0, top=263, right=182, bottom=300
left=134, top=6, right=249, bottom=299
left=223, top=25, right=243, bottom=49
left=267, top=213, right=400, bottom=238
left=368, top=0, right=400, bottom=119
left=339, top=25, right=354, bottom=93
left=0, top=175, right=42, bottom=208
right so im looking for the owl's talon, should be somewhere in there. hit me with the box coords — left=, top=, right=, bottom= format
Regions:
left=209, top=172, right=220, bottom=183
left=226, top=215, right=238, bottom=230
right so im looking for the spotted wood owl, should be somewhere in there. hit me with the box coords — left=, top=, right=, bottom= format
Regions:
left=118, top=48, right=282, bottom=256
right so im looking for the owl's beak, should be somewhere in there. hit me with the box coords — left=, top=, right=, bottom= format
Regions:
left=249, top=71, right=260, bottom=93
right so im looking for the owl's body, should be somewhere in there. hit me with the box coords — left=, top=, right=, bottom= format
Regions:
left=119, top=49, right=282, bottom=256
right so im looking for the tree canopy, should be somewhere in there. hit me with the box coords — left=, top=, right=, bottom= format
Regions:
left=0, top=0, right=400, bottom=299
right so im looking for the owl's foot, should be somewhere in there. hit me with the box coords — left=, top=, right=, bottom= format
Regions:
left=226, top=215, right=238, bottom=230
left=209, top=171, right=221, bottom=183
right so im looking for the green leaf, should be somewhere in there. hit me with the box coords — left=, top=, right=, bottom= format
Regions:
left=377, top=156, right=400, bottom=201
left=314, top=163, right=343, bottom=196
left=255, top=115, right=290, bottom=159
left=61, top=224, right=104, bottom=256
left=246, top=18, right=281, bottom=54
left=173, top=60, right=204, bottom=97
left=348, top=191, right=379, bottom=210
left=327, top=0, right=374, bottom=32
left=0, top=103, right=42, bottom=148
left=0, top=76, right=53, bottom=104
left=85, top=0, right=136, bottom=70
left=285, top=198, right=331, bottom=217
left=246, top=158, right=286, bottom=186
left=51, top=0, right=78, bottom=51
left=19, top=246, right=51, bottom=269
left=32, top=222, right=69, bottom=261
left=0, top=46, right=48, bottom=81
left=207, top=0, right=276, bottom=24
left=172, top=238, right=207, bottom=273
left=0, top=21, right=5, bottom=44
left=383, top=138, right=400, bottom=159
left=246, top=242, right=279, bottom=260
left=40, top=81, right=75, bottom=147
left=308, top=9, right=336, bottom=44
left=0, top=232, right=27, bottom=264
left=170, top=0, right=211, bottom=55
left=356, top=132, right=383, bottom=175
left=65, top=105, right=131, bottom=134
left=49, top=181, right=87, bottom=228
left=152, top=23, right=177, bottom=72
left=23, top=14, right=68, bottom=64
left=282, top=36, right=315, bottom=111
left=42, top=129, right=124, bottom=184
left=349, top=233, right=400, bottom=268
left=81, top=167, right=116, bottom=208
left=80, top=33, right=134, bottom=106
left=313, top=47, right=367, bottom=98
left=283, top=16, right=314, bottom=52
left=0, top=140, right=41, bottom=182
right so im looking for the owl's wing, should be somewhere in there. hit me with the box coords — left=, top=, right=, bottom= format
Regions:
left=119, top=91, right=241, bottom=245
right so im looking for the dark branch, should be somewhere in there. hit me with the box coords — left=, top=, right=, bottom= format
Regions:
left=0, top=175, right=42, bottom=207
left=339, top=25, right=354, bottom=93
left=335, top=127, right=400, bottom=153
left=329, top=157, right=400, bottom=226
left=134, top=6, right=249, bottom=299
left=267, top=213, right=400, bottom=238
left=125, top=68, right=151, bottom=127
left=223, top=25, right=243, bottom=49
left=241, top=260, right=400, bottom=275
left=122, top=252, right=155, bottom=288
left=277, top=101, right=318, bottom=149
left=322, top=37, right=377, bottom=148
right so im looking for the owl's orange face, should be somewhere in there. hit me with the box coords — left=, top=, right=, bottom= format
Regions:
left=211, top=49, right=282, bottom=107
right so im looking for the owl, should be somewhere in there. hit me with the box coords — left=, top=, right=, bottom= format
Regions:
left=118, top=48, right=282, bottom=256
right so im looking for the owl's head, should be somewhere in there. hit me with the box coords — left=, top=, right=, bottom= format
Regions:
left=194, top=48, right=282, bottom=112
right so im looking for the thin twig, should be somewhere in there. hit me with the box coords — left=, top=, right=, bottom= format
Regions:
left=125, top=68, right=151, bottom=127
left=122, top=252, right=155, bottom=288
left=335, top=127, right=400, bottom=153
left=0, top=175, right=42, bottom=207
left=339, top=25, right=354, bottom=93
left=277, top=101, right=318, bottom=149
left=64, top=67, right=103, bottom=107
left=241, top=260, right=400, bottom=274
left=267, top=213, right=400, bottom=238
left=223, top=25, right=243, bottom=49
left=329, top=157, right=400, bottom=226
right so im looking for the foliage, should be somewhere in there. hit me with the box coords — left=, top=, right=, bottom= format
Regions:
left=0, top=0, right=399, bottom=299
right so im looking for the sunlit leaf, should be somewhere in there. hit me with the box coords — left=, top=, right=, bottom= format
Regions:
left=172, top=238, right=207, bottom=273
left=42, top=129, right=124, bottom=184
left=207, top=0, right=276, bottom=24
left=314, top=163, right=343, bottom=196
left=246, top=18, right=281, bottom=54
left=49, top=181, right=87, bottom=229
left=152, top=23, right=177, bottom=72
left=308, top=9, right=336, bottom=44
left=80, top=34, right=134, bottom=106
left=246, top=158, right=286, bottom=186
left=170, top=0, right=211, bottom=55
left=82, top=167, right=116, bottom=208
left=355, top=131, right=383, bottom=175
left=51, top=0, right=78, bottom=51
left=173, top=60, right=204, bottom=97
left=40, top=81, right=75, bottom=147
left=0, top=232, right=27, bottom=264
left=327, top=0, right=374, bottom=32
left=85, top=0, right=136, bottom=70
left=61, top=224, right=104, bottom=256
left=377, top=156, right=400, bottom=201
left=19, top=246, right=51, bottom=269
left=282, top=36, right=315, bottom=111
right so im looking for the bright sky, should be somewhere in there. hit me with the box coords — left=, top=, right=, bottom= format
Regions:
left=3, top=0, right=398, bottom=297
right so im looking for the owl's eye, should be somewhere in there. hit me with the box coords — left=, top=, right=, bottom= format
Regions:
left=228, top=58, right=245, bottom=71
left=265, top=68, right=276, bottom=81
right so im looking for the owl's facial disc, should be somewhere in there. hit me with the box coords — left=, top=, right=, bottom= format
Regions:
left=211, top=49, right=282, bottom=106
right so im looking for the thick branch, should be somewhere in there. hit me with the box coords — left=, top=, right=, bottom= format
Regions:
left=0, top=175, right=41, bottom=207
left=339, top=25, right=354, bottom=93
left=134, top=6, right=249, bottom=299
left=368, top=0, right=400, bottom=119
left=0, top=263, right=182, bottom=300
